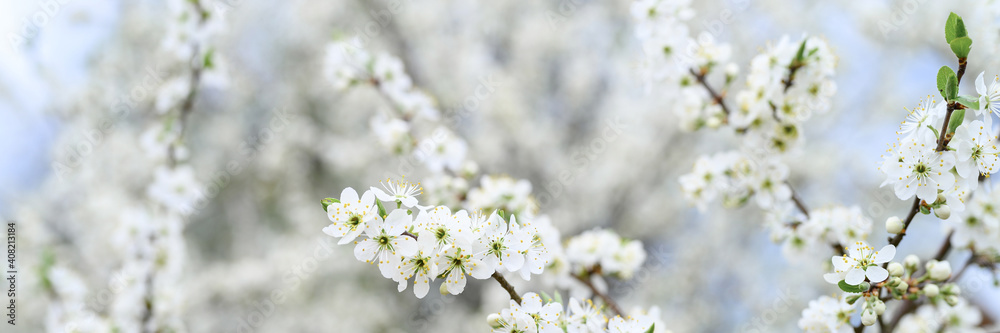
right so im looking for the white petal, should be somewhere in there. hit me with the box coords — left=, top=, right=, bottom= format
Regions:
left=866, top=266, right=889, bottom=283
left=392, top=236, right=418, bottom=257
left=340, top=187, right=359, bottom=203
left=845, top=268, right=866, bottom=285
left=446, top=269, right=466, bottom=295
left=874, top=245, right=896, bottom=263
left=823, top=272, right=843, bottom=284
left=353, top=239, right=379, bottom=262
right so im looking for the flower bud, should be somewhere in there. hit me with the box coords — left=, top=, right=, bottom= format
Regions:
left=904, top=255, right=920, bottom=271
left=895, top=280, right=909, bottom=294
left=874, top=299, right=886, bottom=315
left=924, top=284, right=939, bottom=297
left=926, top=260, right=952, bottom=281
left=944, top=295, right=959, bottom=306
left=885, top=216, right=904, bottom=234
left=440, top=282, right=450, bottom=295
left=861, top=309, right=877, bottom=326
left=706, top=116, right=722, bottom=129
left=725, top=63, right=739, bottom=78
left=888, top=262, right=904, bottom=277
left=487, top=313, right=503, bottom=328
left=942, top=283, right=960, bottom=296
left=934, top=205, right=951, bottom=220
left=936, top=193, right=946, bottom=204
left=886, top=277, right=901, bottom=287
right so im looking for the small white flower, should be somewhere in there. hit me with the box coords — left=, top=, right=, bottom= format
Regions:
left=950, top=120, right=1000, bottom=187
left=371, top=178, right=422, bottom=208
left=474, top=214, right=532, bottom=273
left=566, top=298, right=606, bottom=333
left=975, top=72, right=1000, bottom=127
left=353, top=209, right=418, bottom=278
left=879, top=131, right=956, bottom=201
left=323, top=187, right=378, bottom=244
left=824, top=241, right=895, bottom=285
left=393, top=236, right=439, bottom=298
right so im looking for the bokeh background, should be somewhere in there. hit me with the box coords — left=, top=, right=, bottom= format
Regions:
left=3, top=0, right=1000, bottom=332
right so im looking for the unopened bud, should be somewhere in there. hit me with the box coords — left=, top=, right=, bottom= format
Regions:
left=886, top=216, right=904, bottom=234
left=942, top=283, right=960, bottom=296
left=934, top=205, right=951, bottom=220
left=895, top=281, right=909, bottom=294
left=487, top=313, right=503, bottom=328
left=440, top=282, right=450, bottom=295
left=874, top=300, right=886, bottom=315
left=861, top=308, right=877, bottom=326
left=888, top=262, right=904, bottom=277
left=944, top=295, right=959, bottom=306
left=926, top=260, right=952, bottom=281
left=924, top=284, right=939, bottom=297
left=904, top=255, right=920, bottom=271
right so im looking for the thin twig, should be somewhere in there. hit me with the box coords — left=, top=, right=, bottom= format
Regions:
left=688, top=68, right=731, bottom=115
left=492, top=272, right=522, bottom=305
left=573, top=273, right=624, bottom=317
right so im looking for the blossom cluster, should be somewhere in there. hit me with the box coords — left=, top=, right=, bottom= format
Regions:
left=489, top=293, right=668, bottom=333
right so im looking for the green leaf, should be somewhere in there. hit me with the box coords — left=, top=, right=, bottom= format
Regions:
left=948, top=108, right=967, bottom=133
left=920, top=205, right=931, bottom=215
left=945, top=12, right=968, bottom=43
left=927, top=125, right=940, bottom=140
left=554, top=291, right=563, bottom=305
left=540, top=291, right=552, bottom=303
left=956, top=95, right=980, bottom=110
left=839, top=280, right=867, bottom=293
left=644, top=324, right=655, bottom=333
left=376, top=199, right=388, bottom=218
left=321, top=197, right=340, bottom=211
left=949, top=36, right=973, bottom=59
left=937, top=66, right=958, bottom=101
left=203, top=48, right=215, bottom=69
left=794, top=38, right=808, bottom=64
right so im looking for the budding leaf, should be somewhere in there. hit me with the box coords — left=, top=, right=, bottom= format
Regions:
left=321, top=197, right=340, bottom=211
left=920, top=205, right=931, bottom=215
left=839, top=280, right=867, bottom=293
left=945, top=12, right=967, bottom=43
left=644, top=324, right=655, bottom=333
left=793, top=38, right=808, bottom=65
left=948, top=108, right=966, bottom=133
left=949, top=36, right=973, bottom=59
left=955, top=95, right=980, bottom=110
left=376, top=199, right=388, bottom=218
left=937, top=66, right=958, bottom=101
left=927, top=125, right=940, bottom=140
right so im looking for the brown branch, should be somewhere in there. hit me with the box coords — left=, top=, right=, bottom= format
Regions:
left=492, top=272, right=522, bottom=305
left=573, top=273, right=624, bottom=317
left=790, top=185, right=810, bottom=219
left=689, top=68, right=731, bottom=115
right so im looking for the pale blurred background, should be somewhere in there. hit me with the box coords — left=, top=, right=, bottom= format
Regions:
left=2, top=0, right=1000, bottom=332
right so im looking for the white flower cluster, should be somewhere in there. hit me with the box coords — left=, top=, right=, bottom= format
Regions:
left=322, top=185, right=557, bottom=298
left=489, top=293, right=669, bottom=333
left=564, top=229, right=647, bottom=280
left=944, top=187, right=1000, bottom=254
left=466, top=175, right=538, bottom=218
left=879, top=73, right=1000, bottom=211
left=773, top=205, right=873, bottom=261
left=797, top=295, right=853, bottom=333
left=734, top=35, right=837, bottom=153
left=679, top=151, right=790, bottom=210
left=895, top=297, right=985, bottom=333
